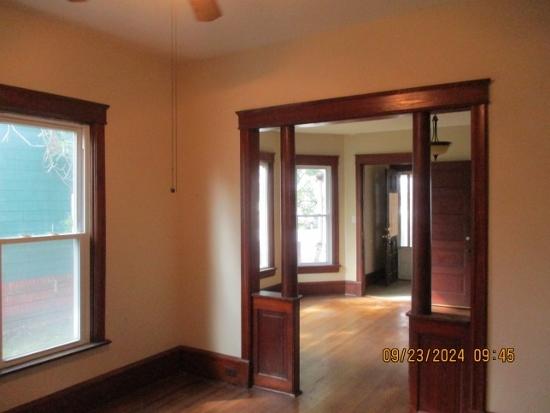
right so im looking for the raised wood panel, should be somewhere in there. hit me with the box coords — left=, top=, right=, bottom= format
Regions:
left=418, top=335, right=464, bottom=413
left=432, top=188, right=467, bottom=215
left=431, top=163, right=468, bottom=188
left=432, top=247, right=465, bottom=268
left=252, top=292, right=301, bottom=395
left=432, top=273, right=465, bottom=294
left=409, top=314, right=470, bottom=413
left=432, top=215, right=464, bottom=241
left=257, top=311, right=286, bottom=378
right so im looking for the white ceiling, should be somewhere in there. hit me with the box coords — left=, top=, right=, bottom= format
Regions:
left=261, top=111, right=470, bottom=135
left=9, top=0, right=452, bottom=59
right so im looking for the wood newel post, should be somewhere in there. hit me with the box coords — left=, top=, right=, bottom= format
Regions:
left=280, top=125, right=298, bottom=298
left=411, top=112, right=432, bottom=315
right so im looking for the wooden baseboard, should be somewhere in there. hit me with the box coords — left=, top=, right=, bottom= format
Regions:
left=344, top=281, right=362, bottom=296
left=179, top=345, right=249, bottom=387
left=8, top=347, right=183, bottom=413
left=8, top=346, right=249, bottom=413
left=263, top=281, right=362, bottom=297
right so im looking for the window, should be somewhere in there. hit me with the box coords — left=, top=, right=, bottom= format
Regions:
left=0, top=84, right=108, bottom=375
left=259, top=152, right=275, bottom=277
left=398, top=172, right=413, bottom=247
left=296, top=155, right=339, bottom=273
left=0, top=114, right=91, bottom=368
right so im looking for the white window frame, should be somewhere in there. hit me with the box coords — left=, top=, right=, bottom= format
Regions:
left=398, top=172, right=413, bottom=248
left=296, top=164, right=333, bottom=267
left=0, top=113, right=91, bottom=369
left=259, top=160, right=270, bottom=270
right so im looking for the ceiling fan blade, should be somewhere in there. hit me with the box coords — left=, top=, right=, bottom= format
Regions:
left=189, top=0, right=222, bottom=22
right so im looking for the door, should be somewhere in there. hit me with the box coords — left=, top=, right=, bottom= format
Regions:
left=431, top=161, right=472, bottom=308
left=383, top=168, right=399, bottom=285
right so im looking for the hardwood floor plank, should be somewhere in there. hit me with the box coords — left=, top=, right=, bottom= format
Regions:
left=96, top=289, right=410, bottom=413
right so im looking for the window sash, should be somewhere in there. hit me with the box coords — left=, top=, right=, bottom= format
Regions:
left=0, top=114, right=91, bottom=368
left=398, top=172, right=413, bottom=247
left=297, top=164, right=333, bottom=266
left=259, top=160, right=270, bottom=270
left=258, top=153, right=275, bottom=274
left=0, top=234, right=91, bottom=367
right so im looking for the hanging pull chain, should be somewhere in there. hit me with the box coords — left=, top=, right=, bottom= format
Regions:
left=170, top=0, right=179, bottom=193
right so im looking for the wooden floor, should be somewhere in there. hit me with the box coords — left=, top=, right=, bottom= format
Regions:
left=95, top=288, right=410, bottom=413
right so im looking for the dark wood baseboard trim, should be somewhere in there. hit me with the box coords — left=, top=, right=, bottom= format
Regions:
left=262, top=281, right=362, bottom=297
left=8, top=346, right=249, bottom=413
left=179, top=345, right=249, bottom=387
left=344, top=281, right=362, bottom=296
left=7, top=347, right=183, bottom=413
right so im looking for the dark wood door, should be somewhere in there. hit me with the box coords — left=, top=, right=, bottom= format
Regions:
left=431, top=161, right=471, bottom=308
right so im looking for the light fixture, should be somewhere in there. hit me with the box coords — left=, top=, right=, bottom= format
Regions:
left=189, top=0, right=222, bottom=22
left=430, top=114, right=451, bottom=161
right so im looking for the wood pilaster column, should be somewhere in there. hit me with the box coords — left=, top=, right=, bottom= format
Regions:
left=411, top=112, right=432, bottom=315
left=240, top=128, right=260, bottom=361
left=280, top=125, right=298, bottom=298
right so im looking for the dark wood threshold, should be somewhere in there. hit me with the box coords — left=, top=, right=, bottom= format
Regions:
left=7, top=345, right=249, bottom=413
left=259, top=267, right=276, bottom=278
left=298, top=264, right=340, bottom=274
left=0, top=340, right=111, bottom=378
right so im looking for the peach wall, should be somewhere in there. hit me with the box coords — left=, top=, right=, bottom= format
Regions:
left=1, top=0, right=549, bottom=412
left=0, top=4, right=181, bottom=411
left=176, top=1, right=550, bottom=412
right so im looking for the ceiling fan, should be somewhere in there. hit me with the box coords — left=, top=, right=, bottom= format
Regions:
left=68, top=0, right=222, bottom=22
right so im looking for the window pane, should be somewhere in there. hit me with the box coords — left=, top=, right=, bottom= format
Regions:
left=0, top=122, right=77, bottom=238
left=399, top=174, right=409, bottom=247
left=297, top=216, right=329, bottom=264
left=259, top=163, right=269, bottom=269
left=409, top=175, right=413, bottom=246
left=297, top=167, right=328, bottom=216
left=1, top=239, right=80, bottom=361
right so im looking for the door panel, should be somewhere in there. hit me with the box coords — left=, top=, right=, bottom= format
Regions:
left=431, top=161, right=471, bottom=308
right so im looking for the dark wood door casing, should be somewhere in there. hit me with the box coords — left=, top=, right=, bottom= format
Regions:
left=355, top=153, right=412, bottom=295
left=238, top=79, right=489, bottom=412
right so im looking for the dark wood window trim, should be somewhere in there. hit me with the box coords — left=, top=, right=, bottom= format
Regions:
left=0, top=83, right=109, bottom=376
left=296, top=155, right=339, bottom=274
left=259, top=152, right=276, bottom=278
